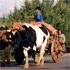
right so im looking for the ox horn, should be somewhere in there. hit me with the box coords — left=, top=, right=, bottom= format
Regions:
left=19, top=26, right=25, bottom=31
left=7, top=28, right=12, bottom=32
left=0, top=30, right=7, bottom=37
left=14, top=26, right=25, bottom=31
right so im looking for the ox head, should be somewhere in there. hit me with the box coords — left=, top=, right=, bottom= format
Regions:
left=10, top=26, right=25, bottom=35
left=4, top=26, right=25, bottom=47
left=0, top=29, right=13, bottom=43
left=0, top=26, right=25, bottom=48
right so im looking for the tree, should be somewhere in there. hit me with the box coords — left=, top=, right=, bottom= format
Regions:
left=1, top=0, right=70, bottom=48
left=21, top=0, right=41, bottom=22
left=65, top=0, right=70, bottom=4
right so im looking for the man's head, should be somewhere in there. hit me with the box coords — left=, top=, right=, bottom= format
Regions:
left=35, top=7, right=41, bottom=13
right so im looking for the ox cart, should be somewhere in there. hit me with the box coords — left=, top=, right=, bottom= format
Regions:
left=13, top=22, right=62, bottom=64
left=46, top=34, right=61, bottom=62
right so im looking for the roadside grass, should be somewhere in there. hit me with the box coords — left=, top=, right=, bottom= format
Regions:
left=0, top=47, right=51, bottom=61
left=0, top=46, right=69, bottom=61
left=0, top=47, right=14, bottom=61
left=0, top=21, right=13, bottom=28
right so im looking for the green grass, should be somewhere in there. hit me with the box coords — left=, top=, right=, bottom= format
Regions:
left=0, top=47, right=14, bottom=61
left=0, top=21, right=13, bottom=28
left=0, top=52, right=2, bottom=60
left=0, top=46, right=69, bottom=61
left=10, top=47, right=14, bottom=60
left=0, top=47, right=51, bottom=61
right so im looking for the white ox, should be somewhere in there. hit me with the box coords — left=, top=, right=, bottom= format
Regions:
left=12, top=24, right=50, bottom=68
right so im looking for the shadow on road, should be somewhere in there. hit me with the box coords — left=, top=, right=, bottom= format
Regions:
left=0, top=59, right=54, bottom=67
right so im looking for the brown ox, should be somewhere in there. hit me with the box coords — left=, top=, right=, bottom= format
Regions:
left=0, top=26, right=12, bottom=66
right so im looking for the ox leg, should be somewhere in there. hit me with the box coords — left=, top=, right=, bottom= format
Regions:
left=37, top=40, right=47, bottom=65
left=37, top=49, right=45, bottom=65
left=32, top=50, right=38, bottom=64
left=7, top=46, right=10, bottom=65
left=32, top=46, right=38, bottom=64
left=40, top=54, right=44, bottom=65
left=23, top=50, right=29, bottom=68
left=1, top=50, right=5, bottom=66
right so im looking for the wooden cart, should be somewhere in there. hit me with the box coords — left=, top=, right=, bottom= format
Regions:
left=45, top=33, right=62, bottom=62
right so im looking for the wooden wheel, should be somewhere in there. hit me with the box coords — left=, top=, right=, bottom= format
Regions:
left=51, top=38, right=60, bottom=62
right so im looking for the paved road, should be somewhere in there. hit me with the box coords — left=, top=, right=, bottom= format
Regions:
left=0, top=53, right=70, bottom=70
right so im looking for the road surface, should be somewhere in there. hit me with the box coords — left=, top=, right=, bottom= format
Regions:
left=0, top=53, right=70, bottom=70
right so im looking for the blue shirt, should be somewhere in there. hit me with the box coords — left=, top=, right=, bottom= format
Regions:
left=35, top=12, right=43, bottom=22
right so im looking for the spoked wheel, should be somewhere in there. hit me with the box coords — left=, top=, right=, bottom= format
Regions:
left=51, top=38, right=60, bottom=62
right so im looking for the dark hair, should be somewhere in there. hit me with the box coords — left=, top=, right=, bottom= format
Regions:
left=35, top=7, right=41, bottom=10
left=58, top=29, right=62, bottom=34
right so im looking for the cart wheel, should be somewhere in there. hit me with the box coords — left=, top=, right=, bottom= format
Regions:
left=51, top=39, right=60, bottom=62
left=14, top=47, right=24, bottom=64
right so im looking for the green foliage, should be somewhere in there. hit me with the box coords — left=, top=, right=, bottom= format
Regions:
left=52, top=0, right=70, bottom=47
left=0, top=0, right=70, bottom=48
left=22, top=0, right=41, bottom=22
